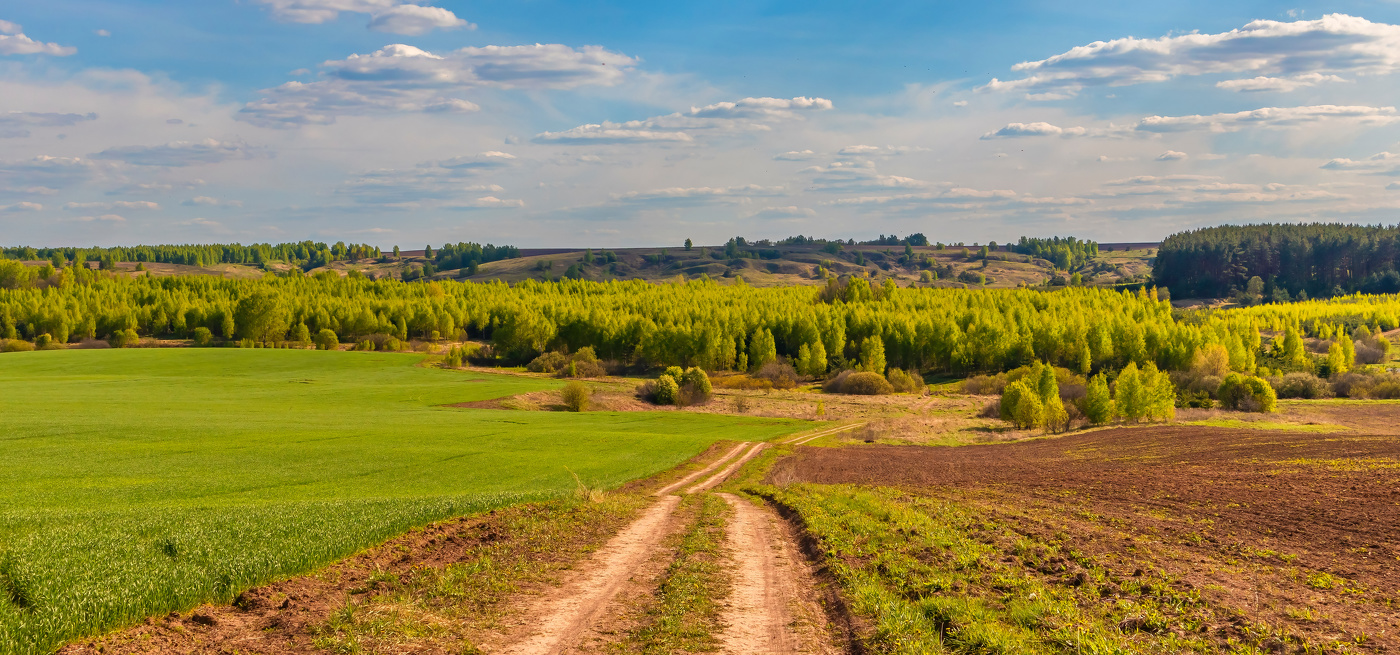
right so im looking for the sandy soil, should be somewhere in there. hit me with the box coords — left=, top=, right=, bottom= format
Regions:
left=716, top=493, right=835, bottom=655
left=777, top=426, right=1400, bottom=651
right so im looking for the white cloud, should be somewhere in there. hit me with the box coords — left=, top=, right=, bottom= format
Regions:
left=240, top=43, right=633, bottom=127
left=0, top=21, right=76, bottom=56
left=533, top=97, right=833, bottom=145
left=0, top=201, right=42, bottom=212
left=987, top=105, right=1400, bottom=141
left=366, top=5, right=472, bottom=35
left=337, top=155, right=513, bottom=204
left=92, top=139, right=267, bottom=167
left=434, top=151, right=516, bottom=169
left=0, top=156, right=101, bottom=191
left=611, top=184, right=785, bottom=204
left=94, top=29, right=110, bottom=37
left=1215, top=73, right=1347, bottom=92
left=63, top=200, right=160, bottom=210
left=750, top=205, right=816, bottom=219
left=76, top=213, right=125, bottom=223
left=981, top=122, right=1089, bottom=139
left=774, top=149, right=817, bottom=161
left=1157, top=150, right=1188, bottom=161
left=0, top=111, right=98, bottom=138
left=800, top=160, right=931, bottom=193
left=1320, top=151, right=1400, bottom=173
left=448, top=196, right=524, bottom=209
left=182, top=196, right=244, bottom=207
left=982, top=14, right=1400, bottom=96
left=254, top=0, right=470, bottom=35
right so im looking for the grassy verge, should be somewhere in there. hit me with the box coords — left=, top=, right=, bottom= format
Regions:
left=748, top=483, right=1300, bottom=655
left=313, top=494, right=651, bottom=654
left=612, top=494, right=732, bottom=654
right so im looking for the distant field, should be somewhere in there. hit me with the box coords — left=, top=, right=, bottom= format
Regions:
left=0, top=349, right=805, bottom=654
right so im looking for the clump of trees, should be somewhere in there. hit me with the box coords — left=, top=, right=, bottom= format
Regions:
left=1217, top=374, right=1278, bottom=412
left=1010, top=236, right=1098, bottom=270
left=1002, top=360, right=1175, bottom=430
left=639, top=366, right=712, bottom=406
left=528, top=347, right=606, bottom=378
left=1154, top=223, right=1400, bottom=298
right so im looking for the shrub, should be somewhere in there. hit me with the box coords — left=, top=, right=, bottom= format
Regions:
left=961, top=373, right=1007, bottom=395
left=1217, top=374, right=1277, bottom=413
left=108, top=329, right=140, bottom=349
left=886, top=368, right=923, bottom=393
left=822, top=370, right=893, bottom=395
left=314, top=329, right=339, bottom=350
left=1000, top=379, right=1043, bottom=428
left=1176, top=390, right=1214, bottom=409
left=754, top=361, right=798, bottom=390
left=560, top=381, right=591, bottom=412
left=561, top=346, right=607, bottom=378
left=1, top=339, right=35, bottom=353
left=1270, top=372, right=1332, bottom=399
left=34, top=333, right=54, bottom=349
left=678, top=367, right=713, bottom=405
left=653, top=374, right=680, bottom=405
left=527, top=351, right=568, bottom=373
left=192, top=327, right=213, bottom=347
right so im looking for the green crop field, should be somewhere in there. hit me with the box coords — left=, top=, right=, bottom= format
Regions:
left=0, top=349, right=805, bottom=654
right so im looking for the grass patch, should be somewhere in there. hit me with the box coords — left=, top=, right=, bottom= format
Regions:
left=614, top=494, right=731, bottom=654
left=0, top=349, right=804, bottom=654
left=749, top=484, right=1299, bottom=654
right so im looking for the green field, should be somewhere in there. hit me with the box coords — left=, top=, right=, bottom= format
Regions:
left=0, top=349, right=805, bottom=654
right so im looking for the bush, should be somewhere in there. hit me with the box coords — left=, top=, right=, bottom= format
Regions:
left=34, top=333, right=54, bottom=349
left=678, top=367, right=713, bottom=405
left=314, top=329, right=339, bottom=350
left=560, top=381, right=591, bottom=412
left=1000, top=379, right=1043, bottom=428
left=754, top=361, right=798, bottom=390
left=1, top=339, right=35, bottom=353
left=886, top=368, right=923, bottom=393
left=192, top=327, right=213, bottom=347
left=639, top=374, right=682, bottom=405
left=1176, top=390, right=1215, bottom=409
left=1270, top=372, right=1332, bottom=399
left=527, top=351, right=568, bottom=373
left=823, top=370, right=893, bottom=395
left=1217, top=374, right=1277, bottom=413
left=108, top=329, right=140, bottom=349
left=562, top=346, right=607, bottom=378
left=961, top=373, right=1007, bottom=395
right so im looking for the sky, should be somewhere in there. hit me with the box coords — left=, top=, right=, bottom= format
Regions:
left=2, top=1, right=1400, bottom=248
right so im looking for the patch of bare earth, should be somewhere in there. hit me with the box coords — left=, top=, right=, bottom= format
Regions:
left=777, top=426, right=1400, bottom=651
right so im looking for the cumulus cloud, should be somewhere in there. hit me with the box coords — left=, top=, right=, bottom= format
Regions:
left=533, top=97, right=833, bottom=145
left=774, top=149, right=817, bottom=161
left=0, top=21, right=77, bottom=56
left=800, top=160, right=931, bottom=193
left=982, top=14, right=1400, bottom=96
left=240, top=43, right=633, bottom=127
left=75, top=214, right=125, bottom=223
left=0, top=201, right=42, bottom=212
left=610, top=185, right=785, bottom=205
left=1216, top=73, right=1348, bottom=92
left=254, top=0, right=471, bottom=35
left=337, top=154, right=514, bottom=204
left=366, top=5, right=472, bottom=35
left=750, top=206, right=817, bottom=219
left=1320, top=151, right=1400, bottom=170
left=1157, top=150, right=1188, bottom=161
left=0, top=112, right=98, bottom=138
left=447, top=196, right=524, bottom=209
left=182, top=196, right=244, bottom=207
left=0, top=156, right=100, bottom=190
left=63, top=200, right=160, bottom=210
left=986, top=105, right=1400, bottom=140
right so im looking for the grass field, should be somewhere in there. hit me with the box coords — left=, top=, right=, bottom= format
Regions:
left=0, top=349, right=805, bottom=654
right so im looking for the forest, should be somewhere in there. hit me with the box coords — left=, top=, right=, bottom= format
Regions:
left=7, top=259, right=1394, bottom=380
left=1154, top=223, right=1400, bottom=298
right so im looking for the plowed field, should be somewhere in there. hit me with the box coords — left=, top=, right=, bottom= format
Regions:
left=776, top=427, right=1400, bottom=651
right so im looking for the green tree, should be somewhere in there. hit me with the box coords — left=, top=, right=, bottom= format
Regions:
left=748, top=328, right=776, bottom=371
left=192, top=327, right=214, bottom=347
left=653, top=374, right=680, bottom=405
left=860, top=337, right=886, bottom=374
left=1282, top=323, right=1310, bottom=370
left=1000, top=379, right=1044, bottom=429
left=235, top=291, right=287, bottom=342
left=1084, top=374, right=1114, bottom=424
left=1326, top=342, right=1347, bottom=377
left=1114, top=362, right=1144, bottom=422
left=684, top=238, right=693, bottom=251
left=1036, top=363, right=1068, bottom=432
left=314, top=329, right=339, bottom=350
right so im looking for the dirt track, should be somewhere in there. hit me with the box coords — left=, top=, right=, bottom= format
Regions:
left=778, top=426, right=1400, bottom=650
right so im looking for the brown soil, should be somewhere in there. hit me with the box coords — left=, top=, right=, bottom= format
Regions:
left=777, top=426, right=1400, bottom=651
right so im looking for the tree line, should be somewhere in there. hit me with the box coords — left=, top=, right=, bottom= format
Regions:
left=1154, top=223, right=1400, bottom=299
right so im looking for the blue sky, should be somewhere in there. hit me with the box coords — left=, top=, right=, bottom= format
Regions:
left=2, top=1, right=1400, bottom=247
